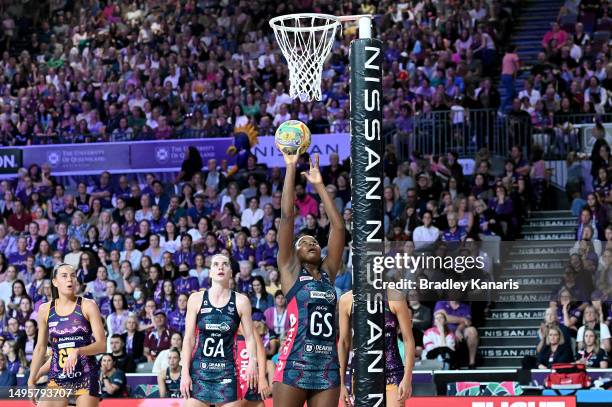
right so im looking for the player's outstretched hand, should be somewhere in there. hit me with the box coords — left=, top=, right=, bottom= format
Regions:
left=278, top=145, right=300, bottom=166
left=301, top=153, right=323, bottom=186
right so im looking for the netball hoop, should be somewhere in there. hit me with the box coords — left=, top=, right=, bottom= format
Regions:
left=269, top=13, right=373, bottom=102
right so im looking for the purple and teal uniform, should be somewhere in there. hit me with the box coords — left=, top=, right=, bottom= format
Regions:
left=274, top=267, right=339, bottom=390
left=235, top=334, right=261, bottom=402
left=47, top=296, right=100, bottom=397
left=190, top=290, right=241, bottom=403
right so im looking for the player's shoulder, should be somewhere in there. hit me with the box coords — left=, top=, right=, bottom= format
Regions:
left=38, top=300, right=52, bottom=316
left=234, top=291, right=250, bottom=307
left=339, top=290, right=353, bottom=311
left=187, top=289, right=205, bottom=306
left=81, top=297, right=101, bottom=313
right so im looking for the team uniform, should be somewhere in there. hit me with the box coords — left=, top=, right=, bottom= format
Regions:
left=347, top=297, right=404, bottom=391
left=384, top=300, right=404, bottom=388
left=190, top=290, right=241, bottom=403
left=235, top=334, right=262, bottom=402
left=47, top=296, right=100, bottom=398
left=163, top=368, right=182, bottom=398
left=274, top=267, right=339, bottom=390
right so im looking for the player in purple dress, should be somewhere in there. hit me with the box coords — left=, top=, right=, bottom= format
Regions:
left=28, top=263, right=106, bottom=406
left=338, top=289, right=415, bottom=407
left=272, top=152, right=345, bottom=407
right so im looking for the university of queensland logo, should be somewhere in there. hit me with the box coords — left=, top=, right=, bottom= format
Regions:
left=155, top=147, right=170, bottom=163
left=47, top=152, right=60, bottom=166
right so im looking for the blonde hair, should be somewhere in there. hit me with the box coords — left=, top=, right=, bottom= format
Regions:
left=545, top=326, right=565, bottom=346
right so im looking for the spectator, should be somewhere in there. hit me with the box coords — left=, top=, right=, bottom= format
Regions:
left=0, top=354, right=16, bottom=386
left=107, top=293, right=130, bottom=344
left=434, top=299, right=480, bottom=368
left=422, top=311, right=456, bottom=369
left=500, top=45, right=520, bottom=112
left=250, top=276, right=273, bottom=311
left=109, top=334, right=136, bottom=374
left=576, top=328, right=609, bottom=368
left=577, top=306, right=611, bottom=352
left=143, top=310, right=173, bottom=363
left=99, top=354, right=128, bottom=398
left=537, top=326, right=574, bottom=369
left=413, top=211, right=440, bottom=249
left=121, top=314, right=145, bottom=364
left=152, top=332, right=183, bottom=375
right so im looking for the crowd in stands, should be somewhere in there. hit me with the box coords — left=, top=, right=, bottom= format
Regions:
left=0, top=0, right=521, bottom=147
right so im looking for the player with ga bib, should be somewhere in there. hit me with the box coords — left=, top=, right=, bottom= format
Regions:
left=273, top=152, right=346, bottom=407
left=28, top=263, right=107, bottom=407
left=235, top=313, right=272, bottom=406
left=180, top=254, right=258, bottom=407
left=338, top=289, right=415, bottom=407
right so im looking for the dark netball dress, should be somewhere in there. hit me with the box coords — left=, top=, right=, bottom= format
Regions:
left=235, top=334, right=262, bottom=402
left=190, top=290, right=241, bottom=403
left=164, top=368, right=181, bottom=398
left=47, top=296, right=100, bottom=397
left=274, top=267, right=340, bottom=390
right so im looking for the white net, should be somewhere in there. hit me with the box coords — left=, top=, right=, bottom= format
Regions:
left=270, top=14, right=340, bottom=102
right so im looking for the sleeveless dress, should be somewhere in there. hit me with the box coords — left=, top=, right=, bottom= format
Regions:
left=384, top=300, right=405, bottom=387
left=235, top=334, right=262, bottom=401
left=164, top=367, right=181, bottom=398
left=190, top=290, right=241, bottom=403
left=47, top=296, right=100, bottom=397
left=274, top=267, right=340, bottom=390
left=348, top=295, right=405, bottom=389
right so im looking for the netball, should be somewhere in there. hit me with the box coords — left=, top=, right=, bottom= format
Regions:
left=274, top=120, right=312, bottom=156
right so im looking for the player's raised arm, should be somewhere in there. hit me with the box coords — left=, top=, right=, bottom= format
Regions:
left=306, top=153, right=345, bottom=280
left=277, top=148, right=301, bottom=291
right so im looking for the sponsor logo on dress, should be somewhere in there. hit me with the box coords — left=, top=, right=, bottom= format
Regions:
left=310, top=290, right=336, bottom=303
left=58, top=342, right=76, bottom=349
left=304, top=343, right=333, bottom=354
left=289, top=314, right=297, bottom=326
left=221, top=378, right=232, bottom=384
left=300, top=276, right=314, bottom=281
left=206, top=362, right=226, bottom=370
left=205, top=322, right=231, bottom=332
left=201, top=307, right=212, bottom=314
left=48, top=321, right=59, bottom=327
